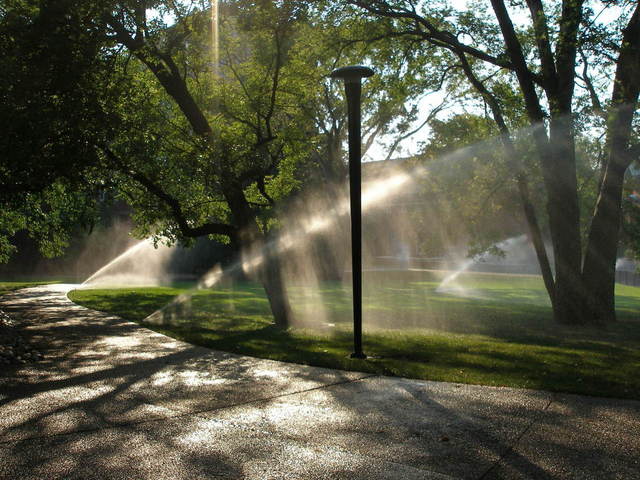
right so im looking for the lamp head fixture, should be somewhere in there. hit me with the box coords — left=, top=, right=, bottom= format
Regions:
left=330, top=65, right=375, bottom=84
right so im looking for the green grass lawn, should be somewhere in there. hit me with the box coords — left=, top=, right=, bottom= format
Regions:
left=68, top=270, right=640, bottom=400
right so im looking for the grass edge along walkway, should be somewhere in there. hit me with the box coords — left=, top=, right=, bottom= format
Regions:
left=68, top=278, right=640, bottom=401
left=0, top=280, right=63, bottom=295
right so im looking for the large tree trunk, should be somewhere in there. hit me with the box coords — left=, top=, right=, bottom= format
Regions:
left=582, top=162, right=626, bottom=323
left=258, top=249, right=293, bottom=329
left=540, top=0, right=585, bottom=325
left=582, top=5, right=640, bottom=324
left=227, top=187, right=294, bottom=329
left=545, top=118, right=585, bottom=324
left=490, top=0, right=585, bottom=324
left=582, top=102, right=640, bottom=326
left=239, top=227, right=294, bottom=329
left=516, top=176, right=555, bottom=307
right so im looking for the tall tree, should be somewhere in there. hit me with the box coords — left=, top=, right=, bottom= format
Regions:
left=0, top=0, right=115, bottom=261
left=346, top=0, right=640, bottom=324
left=283, top=8, right=452, bottom=279
left=95, top=0, right=313, bottom=328
left=98, top=1, right=445, bottom=321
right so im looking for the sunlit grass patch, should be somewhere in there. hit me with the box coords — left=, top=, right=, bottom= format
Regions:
left=69, top=273, right=640, bottom=400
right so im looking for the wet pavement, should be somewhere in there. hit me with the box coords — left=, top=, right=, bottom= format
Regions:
left=0, top=285, right=638, bottom=479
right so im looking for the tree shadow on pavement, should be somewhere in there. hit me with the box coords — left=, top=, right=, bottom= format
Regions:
left=1, top=285, right=638, bottom=479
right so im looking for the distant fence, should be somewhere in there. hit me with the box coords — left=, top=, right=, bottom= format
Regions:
left=616, top=270, right=640, bottom=287
left=374, top=257, right=541, bottom=275
left=376, top=256, right=640, bottom=287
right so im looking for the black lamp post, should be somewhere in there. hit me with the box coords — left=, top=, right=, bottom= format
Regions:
left=330, top=65, right=374, bottom=359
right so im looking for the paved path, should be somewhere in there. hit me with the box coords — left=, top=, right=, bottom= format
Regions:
left=0, top=285, right=638, bottom=479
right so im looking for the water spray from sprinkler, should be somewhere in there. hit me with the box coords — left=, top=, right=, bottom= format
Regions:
left=330, top=65, right=374, bottom=360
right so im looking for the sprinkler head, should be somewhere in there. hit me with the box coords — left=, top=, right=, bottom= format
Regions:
left=330, top=65, right=375, bottom=84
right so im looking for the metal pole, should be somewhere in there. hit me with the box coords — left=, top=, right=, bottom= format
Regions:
left=330, top=65, right=374, bottom=360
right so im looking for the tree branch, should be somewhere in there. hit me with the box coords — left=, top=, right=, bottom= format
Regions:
left=99, top=145, right=235, bottom=239
left=577, top=48, right=605, bottom=118
left=525, top=0, right=558, bottom=93
left=554, top=0, right=585, bottom=109
left=106, top=14, right=213, bottom=137
left=490, top=0, right=547, bottom=124
left=383, top=98, right=446, bottom=161
left=349, top=0, right=515, bottom=71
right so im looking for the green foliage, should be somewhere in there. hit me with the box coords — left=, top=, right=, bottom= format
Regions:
left=0, top=181, right=100, bottom=263
left=96, top=1, right=321, bottom=245
left=0, top=211, right=25, bottom=263
left=88, top=0, right=442, bottom=250
left=412, top=114, right=520, bottom=256
left=0, top=0, right=113, bottom=198
left=0, top=0, right=120, bottom=261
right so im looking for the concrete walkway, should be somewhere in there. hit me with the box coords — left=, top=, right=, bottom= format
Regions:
left=0, top=285, right=638, bottom=479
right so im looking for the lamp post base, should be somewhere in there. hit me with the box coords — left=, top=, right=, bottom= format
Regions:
left=350, top=352, right=367, bottom=359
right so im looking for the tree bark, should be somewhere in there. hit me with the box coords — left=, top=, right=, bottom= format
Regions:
left=454, top=50, right=556, bottom=307
left=582, top=161, right=626, bottom=323
left=542, top=0, right=585, bottom=323
left=582, top=4, right=640, bottom=323
left=493, top=0, right=585, bottom=323
left=259, top=250, right=293, bottom=329
left=226, top=186, right=294, bottom=329
left=545, top=118, right=584, bottom=324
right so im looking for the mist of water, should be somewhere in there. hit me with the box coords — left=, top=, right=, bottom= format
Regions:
left=144, top=165, right=421, bottom=326
left=8, top=217, right=138, bottom=281
left=81, top=238, right=176, bottom=287
left=81, top=127, right=560, bottom=332
left=436, top=234, right=530, bottom=296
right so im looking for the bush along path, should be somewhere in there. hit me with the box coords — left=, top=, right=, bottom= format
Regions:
left=0, top=309, right=44, bottom=366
